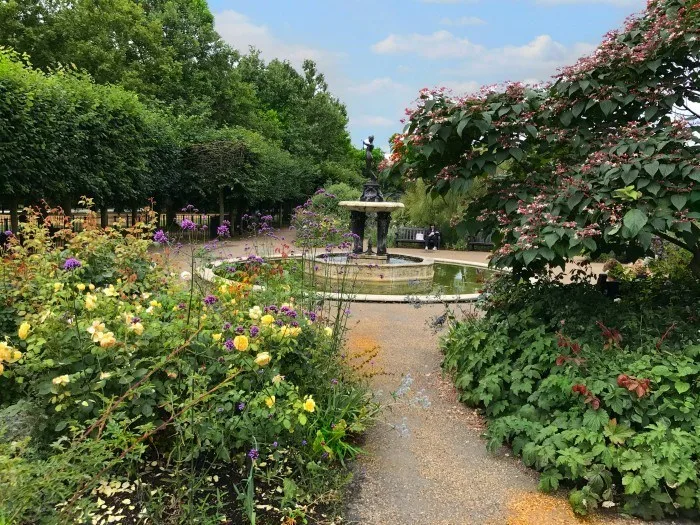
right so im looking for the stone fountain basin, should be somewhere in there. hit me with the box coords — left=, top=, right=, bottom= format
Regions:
left=304, top=254, right=434, bottom=294
left=338, top=201, right=405, bottom=213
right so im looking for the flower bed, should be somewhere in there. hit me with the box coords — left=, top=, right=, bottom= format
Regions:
left=0, top=205, right=377, bottom=524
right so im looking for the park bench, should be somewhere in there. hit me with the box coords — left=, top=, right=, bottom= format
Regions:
left=395, top=226, right=440, bottom=249
left=467, top=231, right=494, bottom=251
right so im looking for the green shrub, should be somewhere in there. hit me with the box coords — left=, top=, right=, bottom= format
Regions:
left=0, top=204, right=377, bottom=523
left=443, top=273, right=700, bottom=519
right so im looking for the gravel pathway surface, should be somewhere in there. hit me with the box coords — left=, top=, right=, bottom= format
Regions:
left=343, top=302, right=644, bottom=525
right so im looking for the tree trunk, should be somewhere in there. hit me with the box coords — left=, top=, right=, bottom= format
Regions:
left=165, top=198, right=177, bottom=230
left=100, top=206, right=109, bottom=228
left=218, top=188, right=226, bottom=224
left=9, top=195, right=19, bottom=232
left=131, top=202, right=137, bottom=227
left=62, top=196, right=72, bottom=218
left=691, top=249, right=700, bottom=279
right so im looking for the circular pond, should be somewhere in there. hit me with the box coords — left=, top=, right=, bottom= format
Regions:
left=210, top=256, right=494, bottom=297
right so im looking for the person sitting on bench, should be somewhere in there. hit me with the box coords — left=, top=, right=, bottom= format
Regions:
left=424, top=224, right=439, bottom=250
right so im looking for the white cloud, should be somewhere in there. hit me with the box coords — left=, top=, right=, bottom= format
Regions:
left=353, top=115, right=398, bottom=127
left=535, top=0, right=643, bottom=5
left=440, top=16, right=486, bottom=26
left=214, top=10, right=341, bottom=70
left=373, top=30, right=595, bottom=83
left=372, top=30, right=483, bottom=59
left=348, top=77, right=411, bottom=95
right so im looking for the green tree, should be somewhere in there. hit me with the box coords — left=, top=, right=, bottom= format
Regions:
left=386, top=0, right=700, bottom=276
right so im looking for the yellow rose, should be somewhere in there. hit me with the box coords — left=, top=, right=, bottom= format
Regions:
left=52, top=374, right=70, bottom=386
left=0, top=342, right=11, bottom=362
left=88, top=284, right=95, bottom=291
left=254, top=352, right=271, bottom=367
left=219, top=284, right=229, bottom=295
left=324, top=327, right=333, bottom=337
left=53, top=282, right=64, bottom=293
left=290, top=326, right=302, bottom=337
left=18, top=322, right=31, bottom=340
left=265, top=395, right=276, bottom=408
left=233, top=335, right=249, bottom=352
left=76, top=283, right=86, bottom=292
left=87, top=320, right=106, bottom=342
left=149, top=300, right=161, bottom=308
left=212, top=333, right=222, bottom=342
left=0, top=363, right=4, bottom=375
left=97, top=332, right=117, bottom=348
left=272, top=374, right=284, bottom=385
left=260, top=314, right=275, bottom=326
left=129, top=322, right=144, bottom=336
left=8, top=350, right=22, bottom=363
left=303, top=397, right=316, bottom=413
left=103, top=285, right=118, bottom=297
left=85, top=293, right=97, bottom=311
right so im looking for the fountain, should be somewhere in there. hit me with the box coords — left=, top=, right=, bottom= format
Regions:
left=304, top=135, right=435, bottom=294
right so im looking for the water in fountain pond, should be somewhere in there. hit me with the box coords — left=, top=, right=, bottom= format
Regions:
left=322, top=254, right=421, bottom=265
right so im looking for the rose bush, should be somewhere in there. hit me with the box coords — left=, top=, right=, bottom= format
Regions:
left=0, top=205, right=377, bottom=524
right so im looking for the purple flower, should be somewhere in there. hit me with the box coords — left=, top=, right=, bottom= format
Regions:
left=217, top=221, right=231, bottom=238
left=272, top=441, right=278, bottom=448
left=4, top=231, right=13, bottom=237
left=63, top=258, right=82, bottom=271
left=180, top=218, right=197, bottom=231
left=223, top=322, right=232, bottom=331
left=235, top=326, right=245, bottom=334
left=203, top=295, right=218, bottom=306
left=177, top=302, right=186, bottom=310
left=301, top=440, right=307, bottom=446
left=131, top=316, right=142, bottom=324
left=307, top=312, right=317, bottom=322
left=331, top=378, right=338, bottom=385
left=224, top=339, right=234, bottom=351
left=275, top=319, right=284, bottom=327
left=248, top=448, right=259, bottom=460
left=250, top=326, right=259, bottom=337
left=153, top=229, right=169, bottom=244
left=291, top=321, right=299, bottom=327
left=238, top=402, right=246, bottom=411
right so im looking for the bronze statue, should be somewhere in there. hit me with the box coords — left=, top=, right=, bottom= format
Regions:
left=362, top=135, right=376, bottom=180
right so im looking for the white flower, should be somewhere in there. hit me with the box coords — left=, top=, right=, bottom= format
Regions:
left=180, top=271, right=192, bottom=281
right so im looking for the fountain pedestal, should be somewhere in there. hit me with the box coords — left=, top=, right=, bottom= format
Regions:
left=340, top=201, right=405, bottom=255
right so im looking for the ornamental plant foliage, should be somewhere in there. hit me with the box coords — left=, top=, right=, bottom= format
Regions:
left=443, top=268, right=700, bottom=519
left=385, top=0, right=700, bottom=276
left=0, top=204, right=376, bottom=524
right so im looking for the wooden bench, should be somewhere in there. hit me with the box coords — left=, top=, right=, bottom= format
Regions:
left=395, top=226, right=440, bottom=249
left=467, top=231, right=494, bottom=251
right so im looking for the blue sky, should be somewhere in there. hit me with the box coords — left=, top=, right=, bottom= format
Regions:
left=209, top=0, right=647, bottom=151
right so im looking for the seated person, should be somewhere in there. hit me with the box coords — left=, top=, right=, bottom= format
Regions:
left=424, top=224, right=439, bottom=250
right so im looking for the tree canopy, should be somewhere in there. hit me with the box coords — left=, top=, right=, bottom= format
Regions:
left=0, top=0, right=364, bottom=224
left=385, top=0, right=700, bottom=276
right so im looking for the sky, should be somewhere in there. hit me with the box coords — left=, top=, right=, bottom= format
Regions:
left=208, top=0, right=648, bottom=152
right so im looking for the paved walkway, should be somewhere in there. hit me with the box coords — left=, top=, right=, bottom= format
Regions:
left=343, top=302, right=644, bottom=525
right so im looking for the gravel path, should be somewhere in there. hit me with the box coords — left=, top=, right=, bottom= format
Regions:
left=343, top=302, right=642, bottom=525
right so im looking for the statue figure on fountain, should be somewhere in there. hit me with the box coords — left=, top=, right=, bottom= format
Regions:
left=360, top=135, right=383, bottom=202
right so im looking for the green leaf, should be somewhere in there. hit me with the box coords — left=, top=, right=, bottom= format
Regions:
left=623, top=209, right=647, bottom=237
left=671, top=194, right=688, bottom=210
left=456, top=119, right=470, bottom=137
left=622, top=474, right=645, bottom=495
left=643, top=160, right=660, bottom=176
left=600, top=100, right=617, bottom=116
left=644, top=106, right=659, bottom=121
left=539, top=469, right=563, bottom=492
left=298, top=413, right=307, bottom=425
left=675, top=382, right=691, bottom=394
left=560, top=110, right=573, bottom=126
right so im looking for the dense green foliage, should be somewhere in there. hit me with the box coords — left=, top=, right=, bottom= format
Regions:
left=386, top=0, right=700, bottom=275
left=0, top=0, right=365, bottom=225
left=443, top=267, right=700, bottom=519
left=0, top=207, right=376, bottom=523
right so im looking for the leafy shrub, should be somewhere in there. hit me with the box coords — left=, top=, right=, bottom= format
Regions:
left=443, top=273, right=700, bottom=519
left=0, top=205, right=377, bottom=523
